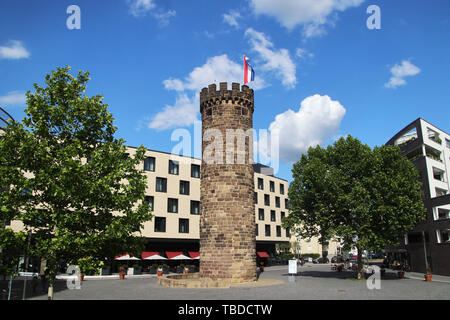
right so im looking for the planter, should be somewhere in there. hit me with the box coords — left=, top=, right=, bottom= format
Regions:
left=424, top=274, right=432, bottom=282
left=397, top=271, right=405, bottom=279
left=119, top=272, right=126, bottom=280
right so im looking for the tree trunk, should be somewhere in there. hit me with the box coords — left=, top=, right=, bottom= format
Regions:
left=47, top=278, right=54, bottom=300
left=356, top=246, right=364, bottom=279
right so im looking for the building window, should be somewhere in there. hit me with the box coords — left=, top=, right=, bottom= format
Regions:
left=191, top=200, right=200, bottom=215
left=168, top=198, right=178, bottom=213
left=275, top=196, right=280, bottom=208
left=191, top=164, right=200, bottom=178
left=264, top=194, right=270, bottom=206
left=144, top=157, right=155, bottom=171
left=156, top=177, right=167, bottom=192
left=276, top=226, right=282, bottom=237
left=270, top=210, right=276, bottom=222
left=437, top=229, right=450, bottom=243
left=258, top=208, right=265, bottom=221
left=438, top=208, right=450, bottom=220
left=179, top=218, right=189, bottom=233
left=180, top=180, right=190, bottom=195
left=154, top=217, right=166, bottom=233
left=254, top=192, right=258, bottom=204
left=280, top=184, right=285, bottom=195
left=258, top=178, right=264, bottom=190
left=286, top=228, right=290, bottom=237
left=436, top=188, right=448, bottom=197
left=446, top=139, right=450, bottom=149
left=270, top=181, right=275, bottom=192
left=281, top=212, right=285, bottom=221
left=144, top=196, right=154, bottom=211
left=255, top=224, right=259, bottom=236
left=265, top=225, right=271, bottom=237
left=285, top=198, right=288, bottom=209
left=169, top=160, right=179, bottom=175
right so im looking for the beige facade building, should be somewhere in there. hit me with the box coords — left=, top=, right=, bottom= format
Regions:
left=127, top=147, right=292, bottom=258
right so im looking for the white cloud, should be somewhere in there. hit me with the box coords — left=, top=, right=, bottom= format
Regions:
left=163, top=54, right=266, bottom=92
left=385, top=60, right=421, bottom=89
left=127, top=0, right=156, bottom=17
left=295, top=48, right=314, bottom=59
left=0, top=91, right=26, bottom=107
left=154, top=10, right=176, bottom=27
left=0, top=41, right=30, bottom=60
left=223, top=10, right=242, bottom=28
left=245, top=28, right=297, bottom=89
left=269, top=94, right=346, bottom=162
left=148, top=94, right=199, bottom=131
left=152, top=55, right=266, bottom=130
left=249, top=0, right=365, bottom=38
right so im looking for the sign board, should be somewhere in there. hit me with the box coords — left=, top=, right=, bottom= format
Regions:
left=288, top=259, right=297, bottom=274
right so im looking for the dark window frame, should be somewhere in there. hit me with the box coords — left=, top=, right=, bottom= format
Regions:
left=191, top=164, right=200, bottom=178
left=154, top=217, right=166, bottom=233
left=169, top=160, right=179, bottom=175
left=180, top=180, right=190, bottom=195
left=144, top=157, right=155, bottom=172
left=168, top=198, right=179, bottom=213
left=179, top=218, right=189, bottom=234
left=156, top=177, right=167, bottom=193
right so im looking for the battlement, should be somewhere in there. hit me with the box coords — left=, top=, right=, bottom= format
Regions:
left=200, top=82, right=254, bottom=112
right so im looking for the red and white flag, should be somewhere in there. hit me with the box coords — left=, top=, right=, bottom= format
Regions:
left=244, top=55, right=255, bottom=84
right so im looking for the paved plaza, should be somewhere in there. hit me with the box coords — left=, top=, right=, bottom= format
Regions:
left=12, top=264, right=449, bottom=300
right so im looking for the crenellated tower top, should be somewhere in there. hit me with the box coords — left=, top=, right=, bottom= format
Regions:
left=200, top=82, right=254, bottom=113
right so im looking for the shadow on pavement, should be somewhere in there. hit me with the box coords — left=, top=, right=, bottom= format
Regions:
left=281, top=269, right=402, bottom=281
left=0, top=278, right=70, bottom=300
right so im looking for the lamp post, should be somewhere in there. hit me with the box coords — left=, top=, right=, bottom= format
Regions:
left=22, top=231, right=32, bottom=300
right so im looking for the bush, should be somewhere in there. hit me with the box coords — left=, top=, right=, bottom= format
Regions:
left=280, top=253, right=295, bottom=259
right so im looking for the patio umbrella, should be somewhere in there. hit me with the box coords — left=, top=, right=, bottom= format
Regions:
left=188, top=252, right=200, bottom=260
left=166, top=252, right=192, bottom=260
left=142, top=252, right=167, bottom=260
left=115, top=253, right=141, bottom=261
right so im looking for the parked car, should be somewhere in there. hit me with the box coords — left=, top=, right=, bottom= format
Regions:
left=331, top=255, right=344, bottom=263
left=313, top=257, right=329, bottom=264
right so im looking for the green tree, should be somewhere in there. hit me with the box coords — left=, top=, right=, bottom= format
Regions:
left=0, top=66, right=152, bottom=299
left=283, top=135, right=426, bottom=279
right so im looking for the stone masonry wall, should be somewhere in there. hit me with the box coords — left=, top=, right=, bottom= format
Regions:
left=199, top=82, right=257, bottom=284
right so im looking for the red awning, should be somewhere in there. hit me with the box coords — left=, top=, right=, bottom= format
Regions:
left=188, top=251, right=200, bottom=259
left=166, top=251, right=185, bottom=259
left=257, top=251, right=270, bottom=258
left=141, top=252, right=159, bottom=259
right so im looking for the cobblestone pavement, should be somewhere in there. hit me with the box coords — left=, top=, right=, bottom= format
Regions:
left=23, top=264, right=450, bottom=300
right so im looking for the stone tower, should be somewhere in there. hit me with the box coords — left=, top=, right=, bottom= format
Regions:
left=199, top=82, right=257, bottom=286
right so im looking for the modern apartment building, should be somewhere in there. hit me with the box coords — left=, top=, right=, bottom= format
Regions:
left=386, top=118, right=450, bottom=275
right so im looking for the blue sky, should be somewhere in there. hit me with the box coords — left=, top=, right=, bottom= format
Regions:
left=1, top=0, right=449, bottom=182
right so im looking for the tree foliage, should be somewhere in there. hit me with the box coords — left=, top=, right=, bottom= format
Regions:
left=0, top=66, right=152, bottom=297
left=283, top=135, right=426, bottom=277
